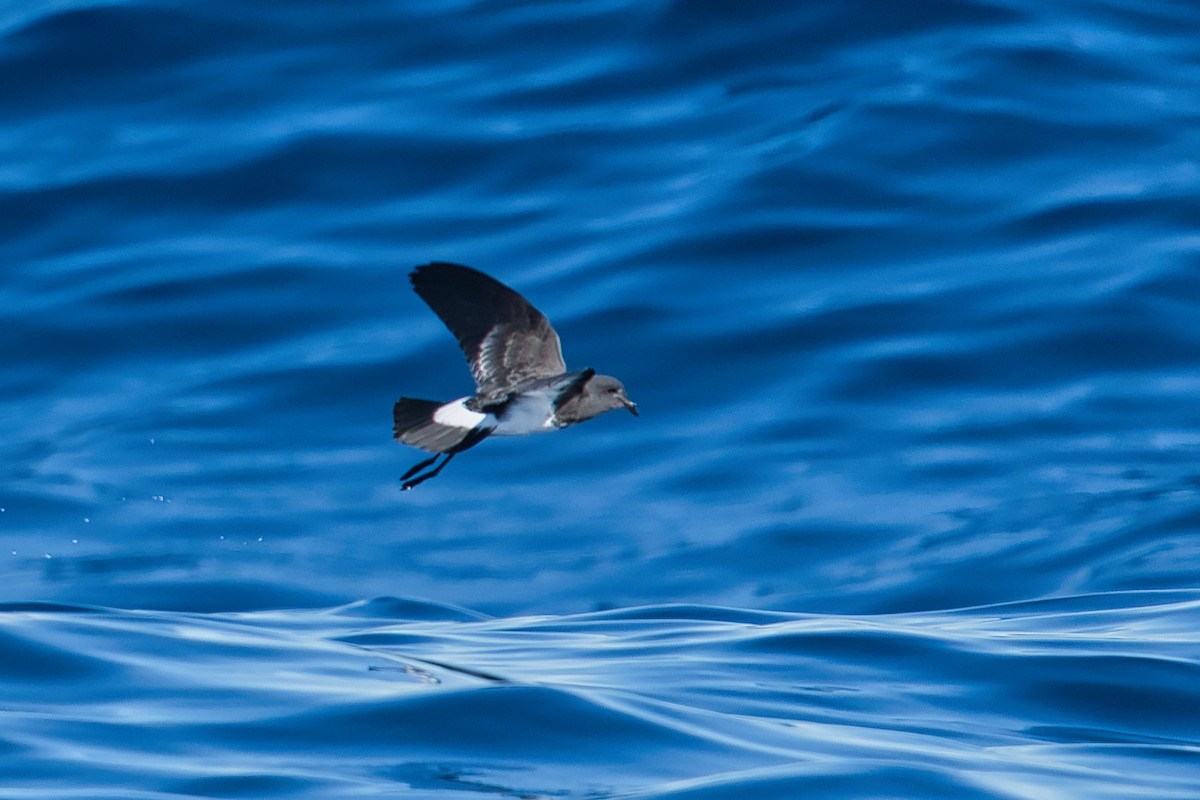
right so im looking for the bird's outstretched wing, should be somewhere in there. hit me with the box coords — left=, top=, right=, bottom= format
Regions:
left=409, top=262, right=567, bottom=396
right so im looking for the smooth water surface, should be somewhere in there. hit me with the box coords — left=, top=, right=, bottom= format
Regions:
left=2, top=0, right=1199, bottom=797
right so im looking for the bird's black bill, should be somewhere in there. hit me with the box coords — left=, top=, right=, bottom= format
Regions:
left=623, top=398, right=639, bottom=417
left=401, top=452, right=456, bottom=490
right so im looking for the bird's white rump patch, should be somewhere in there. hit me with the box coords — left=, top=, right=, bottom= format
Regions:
left=433, top=398, right=493, bottom=430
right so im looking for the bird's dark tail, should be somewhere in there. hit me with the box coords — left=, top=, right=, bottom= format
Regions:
left=393, top=397, right=491, bottom=490
left=393, top=398, right=443, bottom=446
left=394, top=397, right=484, bottom=452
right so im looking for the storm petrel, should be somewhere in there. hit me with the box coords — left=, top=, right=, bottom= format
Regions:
left=393, top=262, right=637, bottom=490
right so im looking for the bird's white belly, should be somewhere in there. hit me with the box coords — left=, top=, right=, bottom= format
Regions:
left=493, top=392, right=557, bottom=436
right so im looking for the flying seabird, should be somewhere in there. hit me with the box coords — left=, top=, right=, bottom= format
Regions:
left=393, top=262, right=637, bottom=490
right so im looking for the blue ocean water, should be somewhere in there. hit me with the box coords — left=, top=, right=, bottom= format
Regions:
left=3, top=0, right=1200, bottom=797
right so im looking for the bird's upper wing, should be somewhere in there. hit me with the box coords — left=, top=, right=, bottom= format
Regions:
left=409, top=262, right=567, bottom=396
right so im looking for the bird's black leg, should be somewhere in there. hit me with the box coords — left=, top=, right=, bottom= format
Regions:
left=401, top=452, right=457, bottom=491
left=401, top=453, right=441, bottom=482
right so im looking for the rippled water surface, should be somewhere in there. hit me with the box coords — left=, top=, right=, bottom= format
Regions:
left=3, top=0, right=1200, bottom=797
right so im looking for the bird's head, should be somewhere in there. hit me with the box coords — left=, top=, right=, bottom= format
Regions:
left=587, top=373, right=638, bottom=417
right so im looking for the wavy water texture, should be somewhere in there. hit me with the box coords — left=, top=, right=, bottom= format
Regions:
left=3, top=593, right=1200, bottom=798
left=2, top=0, right=1198, bottom=616
left=2, top=0, right=1200, bottom=796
